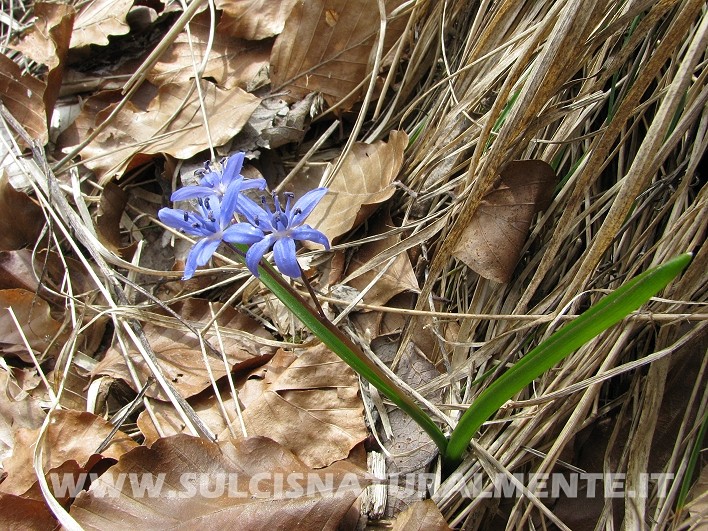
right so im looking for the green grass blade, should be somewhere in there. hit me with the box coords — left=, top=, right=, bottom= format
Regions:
left=676, top=410, right=707, bottom=511
left=445, top=253, right=692, bottom=465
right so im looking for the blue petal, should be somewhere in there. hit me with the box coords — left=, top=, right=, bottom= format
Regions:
left=183, top=237, right=218, bottom=279
left=192, top=237, right=221, bottom=267
left=273, top=237, right=300, bottom=278
left=158, top=208, right=212, bottom=237
left=219, top=181, right=241, bottom=228
left=291, top=188, right=328, bottom=226
left=236, top=195, right=271, bottom=230
left=221, top=153, right=245, bottom=187
left=199, top=172, right=221, bottom=188
left=291, top=226, right=330, bottom=249
left=222, top=223, right=265, bottom=244
left=171, top=185, right=215, bottom=201
left=245, top=235, right=274, bottom=276
left=240, top=177, right=267, bottom=191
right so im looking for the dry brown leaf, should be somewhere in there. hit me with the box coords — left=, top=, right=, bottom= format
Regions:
left=346, top=213, right=419, bottom=305
left=391, top=499, right=451, bottom=531
left=230, top=93, right=316, bottom=152
left=217, top=0, right=298, bottom=40
left=149, top=13, right=272, bottom=89
left=70, top=0, right=133, bottom=48
left=95, top=182, right=137, bottom=260
left=0, top=368, right=46, bottom=464
left=0, top=54, right=47, bottom=145
left=452, top=160, right=557, bottom=283
left=70, top=434, right=370, bottom=530
left=0, top=409, right=137, bottom=496
left=238, top=344, right=367, bottom=468
left=270, top=0, right=410, bottom=108
left=0, top=174, right=45, bottom=251
left=0, top=492, right=58, bottom=530
left=0, top=250, right=97, bottom=314
left=9, top=2, right=75, bottom=119
left=61, top=80, right=260, bottom=184
left=306, top=130, right=408, bottom=243
left=136, top=389, right=241, bottom=445
left=93, top=298, right=275, bottom=399
left=0, top=289, right=66, bottom=363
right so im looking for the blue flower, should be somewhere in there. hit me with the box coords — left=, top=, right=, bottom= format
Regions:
left=158, top=184, right=263, bottom=279
left=237, top=188, right=330, bottom=278
left=171, top=153, right=266, bottom=202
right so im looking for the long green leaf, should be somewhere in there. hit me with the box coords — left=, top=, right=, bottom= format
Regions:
left=444, top=253, right=692, bottom=465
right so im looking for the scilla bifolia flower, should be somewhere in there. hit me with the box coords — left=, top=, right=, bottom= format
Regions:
left=159, top=153, right=329, bottom=279
left=236, top=188, right=330, bottom=278
left=170, top=152, right=266, bottom=202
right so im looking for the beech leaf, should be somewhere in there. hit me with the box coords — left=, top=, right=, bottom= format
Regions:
left=238, top=345, right=367, bottom=468
left=9, top=2, right=74, bottom=119
left=217, top=0, right=298, bottom=40
left=93, top=299, right=275, bottom=399
left=70, top=0, right=133, bottom=48
left=149, top=13, right=271, bottom=89
left=270, top=0, right=410, bottom=109
left=71, top=434, right=370, bottom=530
left=452, top=160, right=557, bottom=283
left=0, top=55, right=47, bottom=145
left=61, top=80, right=260, bottom=184
left=391, top=499, right=451, bottom=531
left=306, top=130, right=408, bottom=243
left=0, top=174, right=45, bottom=251
left=0, top=289, right=65, bottom=363
left=0, top=409, right=137, bottom=496
left=346, top=213, right=419, bottom=305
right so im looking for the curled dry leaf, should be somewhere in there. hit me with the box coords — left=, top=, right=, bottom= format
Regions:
left=391, top=499, right=451, bottom=531
left=61, top=80, right=260, bottom=184
left=238, top=345, right=367, bottom=468
left=70, top=0, right=133, bottom=48
left=0, top=55, right=47, bottom=145
left=9, top=2, right=75, bottom=119
left=0, top=491, right=59, bottom=530
left=306, top=130, right=408, bottom=243
left=95, top=182, right=137, bottom=260
left=230, top=93, right=317, bottom=152
left=0, top=409, right=137, bottom=496
left=217, top=0, right=298, bottom=40
left=136, top=388, right=242, bottom=445
left=345, top=213, right=419, bottom=305
left=71, top=434, right=371, bottom=530
left=93, top=298, right=276, bottom=399
left=149, top=12, right=271, bottom=89
left=452, top=160, right=557, bottom=283
left=0, top=368, right=46, bottom=464
left=270, top=0, right=410, bottom=109
left=0, top=174, right=45, bottom=251
left=0, top=289, right=66, bottom=363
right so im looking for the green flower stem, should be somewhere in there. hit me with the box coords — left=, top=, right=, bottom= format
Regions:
left=229, top=244, right=449, bottom=455
left=444, top=253, right=693, bottom=466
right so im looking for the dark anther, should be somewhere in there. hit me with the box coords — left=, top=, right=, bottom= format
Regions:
left=197, top=197, right=204, bottom=207
left=204, top=198, right=211, bottom=209
left=192, top=222, right=201, bottom=228
left=294, top=208, right=302, bottom=215
left=183, top=211, right=189, bottom=222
